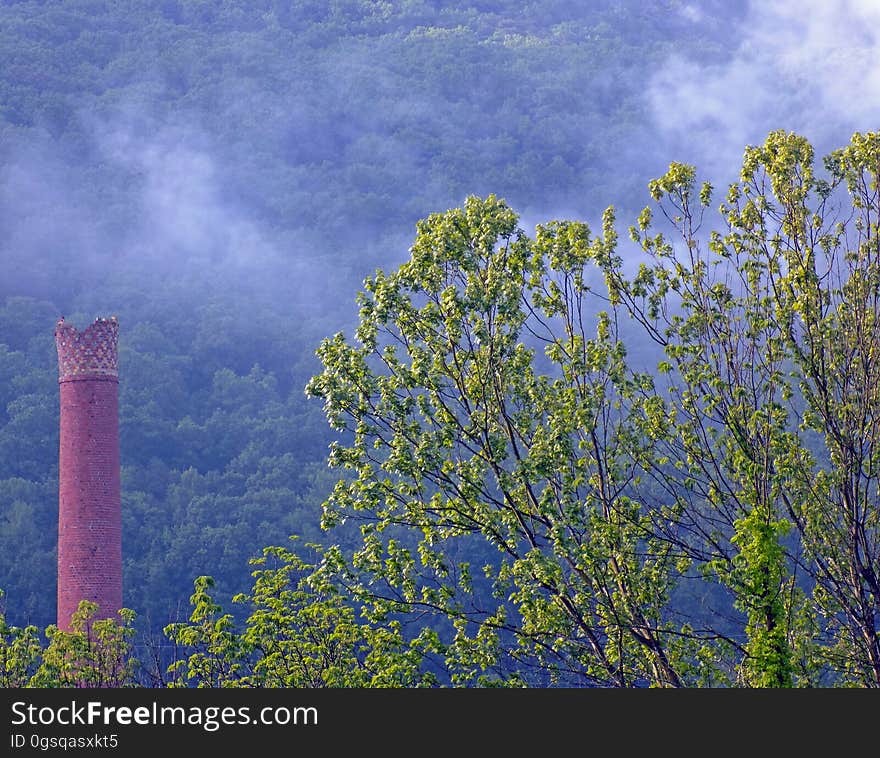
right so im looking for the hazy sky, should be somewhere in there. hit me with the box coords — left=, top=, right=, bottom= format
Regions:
left=650, top=0, right=879, bottom=185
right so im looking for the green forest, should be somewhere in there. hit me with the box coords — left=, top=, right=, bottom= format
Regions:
left=1, top=1, right=878, bottom=687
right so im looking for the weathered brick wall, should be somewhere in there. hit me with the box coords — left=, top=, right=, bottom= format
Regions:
left=55, top=317, right=121, bottom=631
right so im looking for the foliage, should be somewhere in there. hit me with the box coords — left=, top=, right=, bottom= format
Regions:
left=1, top=0, right=875, bottom=690
left=1, top=600, right=140, bottom=688
left=163, top=541, right=435, bottom=687
left=602, top=129, right=880, bottom=686
left=163, top=576, right=254, bottom=688
left=306, top=130, right=880, bottom=687
left=3, top=131, right=878, bottom=688
left=0, top=591, right=43, bottom=687
left=306, top=194, right=688, bottom=686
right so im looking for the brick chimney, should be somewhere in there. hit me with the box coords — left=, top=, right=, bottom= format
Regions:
left=54, top=316, right=122, bottom=631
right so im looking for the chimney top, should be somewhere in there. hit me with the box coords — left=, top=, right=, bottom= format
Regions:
left=54, top=316, right=119, bottom=382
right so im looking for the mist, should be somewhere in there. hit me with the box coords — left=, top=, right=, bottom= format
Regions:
left=3, top=1, right=875, bottom=329
left=648, top=0, right=880, bottom=187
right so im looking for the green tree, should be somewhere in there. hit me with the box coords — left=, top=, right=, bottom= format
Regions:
left=164, top=576, right=254, bottom=688
left=30, top=601, right=138, bottom=688
left=603, top=130, right=880, bottom=687
left=306, top=131, right=880, bottom=688
left=0, top=591, right=43, bottom=687
left=163, top=542, right=434, bottom=687
left=238, top=541, right=432, bottom=687
left=306, top=194, right=690, bottom=687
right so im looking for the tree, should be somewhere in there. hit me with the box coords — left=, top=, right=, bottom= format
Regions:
left=0, top=591, right=43, bottom=687
left=307, top=130, right=880, bottom=687
left=163, top=576, right=254, bottom=688
left=163, top=541, right=434, bottom=687
left=609, top=130, right=880, bottom=686
left=30, top=601, right=138, bottom=688
left=306, top=194, right=691, bottom=686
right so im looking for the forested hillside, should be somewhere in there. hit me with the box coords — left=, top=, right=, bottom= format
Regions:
left=0, top=0, right=743, bottom=630
left=4, top=0, right=879, bottom=691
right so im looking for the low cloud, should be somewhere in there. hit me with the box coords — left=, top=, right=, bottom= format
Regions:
left=650, top=0, right=880, bottom=184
